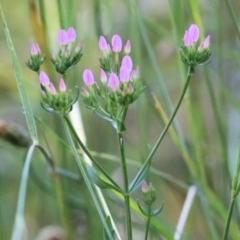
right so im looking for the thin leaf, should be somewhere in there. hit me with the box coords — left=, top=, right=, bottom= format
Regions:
left=150, top=204, right=164, bottom=217
left=137, top=201, right=149, bottom=217
left=103, top=216, right=117, bottom=240
left=87, top=165, right=123, bottom=194
left=0, top=4, right=38, bottom=143
left=128, top=160, right=151, bottom=193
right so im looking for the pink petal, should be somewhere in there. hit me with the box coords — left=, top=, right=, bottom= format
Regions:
left=100, top=69, right=107, bottom=83
left=39, top=71, right=50, bottom=86
left=67, top=27, right=76, bottom=43
left=99, top=36, right=108, bottom=51
left=59, top=79, right=67, bottom=92
left=111, top=34, right=122, bottom=52
left=107, top=73, right=120, bottom=91
left=124, top=40, right=131, bottom=54
left=188, top=24, right=199, bottom=42
left=121, top=56, right=133, bottom=73
left=83, top=69, right=95, bottom=86
left=58, top=29, right=68, bottom=46
left=120, top=66, right=130, bottom=82
left=49, top=82, right=57, bottom=94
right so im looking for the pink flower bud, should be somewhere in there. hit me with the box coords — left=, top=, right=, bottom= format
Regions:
left=58, top=29, right=68, bottom=46
left=39, top=71, right=50, bottom=86
left=107, top=73, right=120, bottom=91
left=130, top=66, right=140, bottom=81
left=121, top=56, right=133, bottom=73
left=198, top=35, right=210, bottom=51
left=65, top=49, right=70, bottom=58
left=111, top=34, right=122, bottom=52
left=141, top=180, right=149, bottom=193
left=67, top=27, right=76, bottom=43
left=124, top=40, right=131, bottom=54
left=99, top=36, right=108, bottom=51
left=75, top=43, right=82, bottom=53
left=120, top=66, right=130, bottom=82
left=49, top=82, right=57, bottom=94
left=30, top=43, right=40, bottom=56
left=183, top=24, right=199, bottom=47
left=83, top=69, right=95, bottom=86
left=100, top=69, right=107, bottom=83
left=59, top=79, right=67, bottom=92
left=81, top=87, right=90, bottom=97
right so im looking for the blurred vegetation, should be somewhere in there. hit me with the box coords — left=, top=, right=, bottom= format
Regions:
left=1, top=0, right=240, bottom=239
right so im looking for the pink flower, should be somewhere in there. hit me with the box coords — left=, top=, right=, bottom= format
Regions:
left=130, top=66, right=140, bottom=81
left=183, top=24, right=199, bottom=47
left=59, top=79, right=67, bottom=92
left=100, top=69, right=107, bottom=83
left=58, top=29, right=68, bottom=46
left=67, top=27, right=76, bottom=43
left=75, top=43, right=82, bottom=53
left=99, top=36, right=108, bottom=51
left=141, top=180, right=149, bottom=193
left=81, top=87, right=90, bottom=97
left=39, top=71, right=50, bottom=86
left=121, top=56, right=133, bottom=73
left=83, top=69, right=95, bottom=86
left=120, top=66, right=130, bottom=82
left=49, top=82, right=57, bottom=94
left=107, top=73, right=120, bottom=91
left=112, top=34, right=122, bottom=52
left=30, top=43, right=40, bottom=55
left=124, top=40, right=131, bottom=54
left=198, top=35, right=210, bottom=51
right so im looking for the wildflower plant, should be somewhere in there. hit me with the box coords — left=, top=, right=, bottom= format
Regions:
left=81, top=35, right=145, bottom=133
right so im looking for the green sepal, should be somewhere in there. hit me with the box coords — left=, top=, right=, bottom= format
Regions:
left=128, top=160, right=151, bottom=194
left=150, top=203, right=164, bottom=217
left=103, top=216, right=117, bottom=240
left=137, top=200, right=149, bottom=217
left=87, top=165, right=123, bottom=194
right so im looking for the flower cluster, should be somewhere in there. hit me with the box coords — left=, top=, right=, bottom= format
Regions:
left=81, top=35, right=144, bottom=131
left=26, top=43, right=45, bottom=72
left=39, top=71, right=78, bottom=115
left=51, top=27, right=82, bottom=75
left=180, top=24, right=211, bottom=68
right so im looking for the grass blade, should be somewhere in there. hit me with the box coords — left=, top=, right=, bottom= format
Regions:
left=0, top=3, right=38, bottom=143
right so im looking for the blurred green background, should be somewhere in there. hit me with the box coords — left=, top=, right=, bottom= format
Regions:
left=1, top=0, right=240, bottom=239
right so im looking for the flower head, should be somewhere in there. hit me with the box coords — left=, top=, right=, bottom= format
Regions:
left=120, top=66, right=130, bottom=82
left=100, top=69, right=107, bottom=83
left=30, top=43, right=41, bottom=56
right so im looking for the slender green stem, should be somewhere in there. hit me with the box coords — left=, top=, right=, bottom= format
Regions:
left=117, top=131, right=132, bottom=240
left=56, top=0, right=65, bottom=28
left=225, top=0, right=240, bottom=40
left=222, top=142, right=240, bottom=239
left=63, top=115, right=121, bottom=189
left=11, top=144, right=36, bottom=240
left=136, top=66, right=193, bottom=182
left=222, top=198, right=235, bottom=240
left=144, top=206, right=151, bottom=240
left=147, top=66, right=193, bottom=162
left=62, top=117, right=113, bottom=239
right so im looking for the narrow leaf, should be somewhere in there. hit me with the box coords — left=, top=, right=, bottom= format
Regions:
left=87, top=165, right=123, bottom=194
left=150, top=203, right=164, bottom=217
left=0, top=4, right=38, bottom=143
left=103, top=216, right=116, bottom=240
left=128, top=160, right=151, bottom=193
left=137, top=201, right=149, bottom=217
